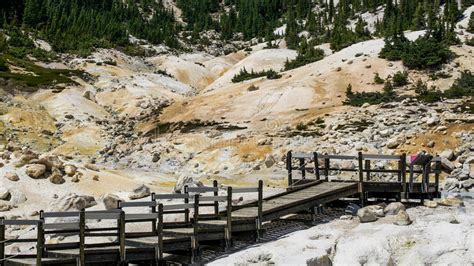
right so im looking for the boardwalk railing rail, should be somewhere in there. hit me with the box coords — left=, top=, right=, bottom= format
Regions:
left=287, top=151, right=442, bottom=204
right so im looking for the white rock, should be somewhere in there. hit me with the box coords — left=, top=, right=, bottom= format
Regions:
left=64, top=164, right=77, bottom=177
left=384, top=202, right=405, bottom=215
left=26, top=164, right=46, bottom=178
left=103, top=194, right=123, bottom=210
left=394, top=210, right=411, bottom=226
left=439, top=149, right=454, bottom=161
left=0, top=188, right=10, bottom=200
left=5, top=172, right=19, bottom=181
left=357, top=207, right=378, bottom=223
left=129, top=184, right=151, bottom=200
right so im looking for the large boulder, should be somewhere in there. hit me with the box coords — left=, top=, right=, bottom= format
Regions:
left=423, top=200, right=438, bottom=208
left=174, top=176, right=194, bottom=193
left=357, top=207, right=378, bottom=223
left=64, top=164, right=77, bottom=177
left=129, top=184, right=151, bottom=200
left=439, top=149, right=454, bottom=161
left=26, top=164, right=46, bottom=179
left=49, top=167, right=65, bottom=184
left=365, top=205, right=385, bottom=217
left=51, top=194, right=97, bottom=211
left=0, top=188, right=10, bottom=200
left=394, top=210, right=411, bottom=226
left=103, top=194, right=122, bottom=210
left=386, top=137, right=402, bottom=149
left=264, top=155, right=276, bottom=168
left=38, top=155, right=63, bottom=171
left=0, top=201, right=11, bottom=212
left=384, top=202, right=405, bottom=215
left=440, top=158, right=455, bottom=173
left=5, top=172, right=19, bottom=182
left=443, top=178, right=460, bottom=192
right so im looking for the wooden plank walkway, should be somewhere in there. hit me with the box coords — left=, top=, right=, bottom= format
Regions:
left=232, top=181, right=358, bottom=222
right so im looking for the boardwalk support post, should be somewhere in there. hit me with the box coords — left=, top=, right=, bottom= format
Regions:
left=226, top=187, right=233, bottom=250
left=213, top=180, right=219, bottom=217
left=79, top=209, right=85, bottom=266
left=192, top=194, right=200, bottom=262
left=314, top=152, right=320, bottom=180
left=257, top=180, right=264, bottom=241
left=324, top=154, right=330, bottom=181
left=119, top=211, right=126, bottom=265
left=36, top=220, right=44, bottom=266
left=358, top=152, right=365, bottom=206
left=157, top=204, right=164, bottom=266
left=287, top=151, right=293, bottom=186
left=401, top=153, right=407, bottom=200
left=0, top=217, right=5, bottom=266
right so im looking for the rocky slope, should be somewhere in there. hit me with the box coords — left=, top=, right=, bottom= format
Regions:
left=0, top=9, right=472, bottom=261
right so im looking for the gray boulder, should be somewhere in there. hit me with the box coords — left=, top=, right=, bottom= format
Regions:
left=129, top=184, right=151, bottom=200
left=5, top=172, right=19, bottom=181
left=357, top=207, right=378, bottom=223
left=394, top=210, right=412, bottom=226
left=103, top=194, right=123, bottom=210
left=26, top=164, right=46, bottom=179
left=0, top=188, right=10, bottom=200
left=384, top=202, right=405, bottom=215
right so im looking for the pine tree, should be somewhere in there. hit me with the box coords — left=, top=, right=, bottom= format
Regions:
left=468, top=12, right=474, bottom=33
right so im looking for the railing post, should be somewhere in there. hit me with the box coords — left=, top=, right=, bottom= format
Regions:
left=0, top=217, right=5, bottom=266
left=79, top=209, right=85, bottom=266
left=151, top=193, right=157, bottom=234
left=358, top=152, right=365, bottom=206
left=157, top=204, right=164, bottom=265
left=287, top=151, right=293, bottom=186
left=257, top=180, right=263, bottom=241
left=213, top=180, right=219, bottom=217
left=324, top=154, right=330, bottom=181
left=299, top=158, right=306, bottom=180
left=184, top=185, right=190, bottom=225
left=313, top=152, right=320, bottom=180
left=225, top=187, right=233, bottom=249
left=191, top=194, right=200, bottom=261
left=119, top=211, right=126, bottom=264
left=365, top=159, right=371, bottom=181
left=435, top=157, right=440, bottom=198
left=401, top=153, right=407, bottom=200
left=36, top=220, right=44, bottom=266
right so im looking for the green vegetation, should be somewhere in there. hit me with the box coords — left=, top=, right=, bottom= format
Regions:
left=374, top=73, right=385, bottom=84
left=445, top=70, right=474, bottom=99
left=343, top=82, right=396, bottom=106
left=413, top=71, right=473, bottom=103
left=284, top=37, right=325, bottom=71
left=468, top=12, right=474, bottom=33
left=380, top=34, right=451, bottom=70
left=466, top=37, right=474, bottom=46
left=413, top=80, right=442, bottom=103
left=0, top=55, right=82, bottom=87
left=392, top=71, right=409, bottom=87
left=232, top=68, right=281, bottom=83
left=0, top=0, right=179, bottom=55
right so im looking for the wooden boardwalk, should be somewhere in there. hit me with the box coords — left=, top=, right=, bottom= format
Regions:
left=0, top=151, right=442, bottom=265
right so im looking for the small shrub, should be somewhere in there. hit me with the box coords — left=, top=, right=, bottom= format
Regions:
left=296, top=122, right=308, bottom=131
left=344, top=82, right=397, bottom=106
left=466, top=37, right=474, bottom=46
left=265, top=69, right=282, bottom=80
left=374, top=73, right=385, bottom=84
left=392, top=71, right=409, bottom=87
left=0, top=57, right=8, bottom=71
left=155, top=69, right=174, bottom=78
left=284, top=47, right=325, bottom=71
left=444, top=70, right=474, bottom=98
left=232, top=68, right=281, bottom=83
left=413, top=80, right=442, bottom=103
left=380, top=34, right=451, bottom=70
